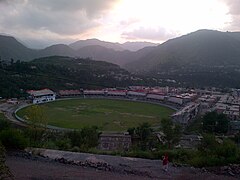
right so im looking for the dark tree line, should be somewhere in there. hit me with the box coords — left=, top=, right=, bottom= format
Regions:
left=202, top=111, right=229, bottom=134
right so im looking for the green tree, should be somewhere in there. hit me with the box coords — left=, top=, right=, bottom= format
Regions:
left=216, top=139, right=238, bottom=158
left=202, top=111, right=218, bottom=133
left=215, top=114, right=229, bottom=133
left=67, top=130, right=82, bottom=147
left=127, top=127, right=135, bottom=136
left=202, top=111, right=229, bottom=134
left=67, top=126, right=99, bottom=151
left=0, top=113, right=10, bottom=131
left=80, top=126, right=99, bottom=150
left=195, top=134, right=240, bottom=166
left=135, top=122, right=152, bottom=142
left=198, top=134, right=218, bottom=154
left=161, top=118, right=182, bottom=148
left=0, top=129, right=28, bottom=149
left=25, top=105, right=47, bottom=143
left=135, top=123, right=154, bottom=150
left=26, top=105, right=47, bottom=128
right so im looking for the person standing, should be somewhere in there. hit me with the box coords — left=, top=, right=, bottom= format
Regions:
left=162, top=153, right=169, bottom=172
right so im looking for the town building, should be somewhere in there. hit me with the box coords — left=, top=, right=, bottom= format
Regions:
left=58, top=90, right=82, bottom=97
left=149, top=86, right=169, bottom=94
left=167, top=96, right=184, bottom=105
left=107, top=90, right=127, bottom=97
left=214, top=95, right=240, bottom=121
left=127, top=91, right=146, bottom=98
left=171, top=103, right=200, bottom=125
left=99, top=133, right=131, bottom=151
left=146, top=93, right=166, bottom=101
left=167, top=93, right=197, bottom=105
left=7, top=98, right=18, bottom=104
left=197, top=95, right=219, bottom=114
left=27, top=89, right=56, bottom=104
left=83, top=90, right=106, bottom=96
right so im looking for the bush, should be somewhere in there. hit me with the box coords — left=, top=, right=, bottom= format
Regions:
left=42, top=140, right=58, bottom=149
left=67, top=130, right=81, bottom=147
left=0, top=142, right=13, bottom=179
left=188, top=155, right=208, bottom=167
left=55, top=138, right=71, bottom=150
left=0, top=118, right=10, bottom=132
left=66, top=126, right=99, bottom=150
left=126, top=150, right=154, bottom=159
left=215, top=139, right=237, bottom=158
left=23, top=128, right=46, bottom=146
left=0, top=129, right=28, bottom=149
left=188, top=155, right=228, bottom=167
left=190, top=135, right=240, bottom=167
left=70, top=146, right=80, bottom=152
left=150, top=149, right=196, bottom=163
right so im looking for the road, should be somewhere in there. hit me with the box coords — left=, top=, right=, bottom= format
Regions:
left=5, top=149, right=237, bottom=180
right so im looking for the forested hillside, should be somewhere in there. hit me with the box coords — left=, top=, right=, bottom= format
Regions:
left=0, top=56, right=143, bottom=98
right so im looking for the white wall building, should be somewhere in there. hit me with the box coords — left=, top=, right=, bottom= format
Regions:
left=27, top=89, right=56, bottom=104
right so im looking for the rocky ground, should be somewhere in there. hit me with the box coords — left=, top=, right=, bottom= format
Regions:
left=5, top=149, right=239, bottom=180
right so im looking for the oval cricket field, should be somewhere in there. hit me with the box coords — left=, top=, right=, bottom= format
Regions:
left=16, top=99, right=175, bottom=131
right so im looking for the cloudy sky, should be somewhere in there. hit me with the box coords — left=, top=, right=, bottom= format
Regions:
left=0, top=0, right=239, bottom=48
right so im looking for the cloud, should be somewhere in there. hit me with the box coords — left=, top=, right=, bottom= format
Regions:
left=122, top=27, right=178, bottom=41
left=221, top=0, right=240, bottom=15
left=27, top=0, right=119, bottom=18
left=0, top=0, right=120, bottom=47
left=0, top=0, right=119, bottom=17
left=0, top=0, right=26, bottom=5
left=120, top=18, right=140, bottom=26
left=0, top=6, right=99, bottom=35
left=220, top=0, right=240, bottom=31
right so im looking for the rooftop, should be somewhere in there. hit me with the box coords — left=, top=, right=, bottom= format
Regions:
left=27, top=89, right=55, bottom=97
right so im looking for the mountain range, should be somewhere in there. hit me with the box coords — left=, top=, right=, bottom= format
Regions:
left=2, top=29, right=240, bottom=88
left=0, top=36, right=158, bottom=66
left=125, top=29, right=240, bottom=73
left=69, top=39, right=158, bottom=52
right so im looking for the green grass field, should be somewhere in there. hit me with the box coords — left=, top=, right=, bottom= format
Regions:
left=17, top=99, right=175, bottom=131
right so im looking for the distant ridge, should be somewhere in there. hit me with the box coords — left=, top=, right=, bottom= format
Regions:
left=37, top=44, right=77, bottom=57
left=125, top=29, right=240, bottom=72
left=3, top=30, right=240, bottom=75
left=0, top=35, right=36, bottom=61
left=69, top=38, right=125, bottom=51
left=0, top=35, right=157, bottom=66
left=69, top=38, right=158, bottom=52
